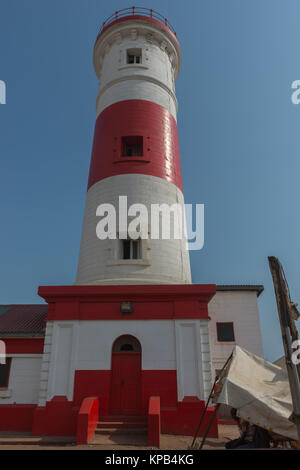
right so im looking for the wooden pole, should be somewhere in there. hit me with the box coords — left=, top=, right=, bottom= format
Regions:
left=268, top=256, right=300, bottom=441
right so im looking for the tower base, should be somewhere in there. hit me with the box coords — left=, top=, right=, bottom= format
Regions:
left=0, top=284, right=219, bottom=440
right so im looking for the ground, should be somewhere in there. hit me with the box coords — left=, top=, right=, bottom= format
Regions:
left=0, top=424, right=239, bottom=450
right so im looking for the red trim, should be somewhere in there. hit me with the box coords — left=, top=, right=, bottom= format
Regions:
left=95, top=15, right=180, bottom=50
left=32, top=396, right=79, bottom=436
left=73, top=370, right=111, bottom=414
left=0, top=372, right=218, bottom=438
left=0, top=404, right=36, bottom=431
left=216, top=322, right=235, bottom=342
left=88, top=100, right=183, bottom=191
left=142, top=370, right=178, bottom=411
left=161, top=399, right=218, bottom=437
left=0, top=338, right=44, bottom=354
left=38, top=284, right=216, bottom=321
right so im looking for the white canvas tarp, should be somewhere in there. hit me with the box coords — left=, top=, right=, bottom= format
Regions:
left=214, top=345, right=298, bottom=440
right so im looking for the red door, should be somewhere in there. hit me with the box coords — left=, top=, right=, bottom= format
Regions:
left=110, top=352, right=142, bottom=415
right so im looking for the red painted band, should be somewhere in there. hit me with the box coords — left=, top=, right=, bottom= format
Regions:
left=38, top=284, right=216, bottom=321
left=0, top=405, right=36, bottom=431
left=88, top=100, right=183, bottom=191
left=0, top=338, right=44, bottom=354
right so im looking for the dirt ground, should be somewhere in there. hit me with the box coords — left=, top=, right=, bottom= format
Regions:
left=0, top=424, right=239, bottom=450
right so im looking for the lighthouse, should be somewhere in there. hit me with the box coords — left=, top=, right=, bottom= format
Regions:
left=0, top=8, right=266, bottom=445
left=30, top=9, right=218, bottom=440
left=31, top=8, right=218, bottom=440
left=0, top=8, right=249, bottom=445
left=76, top=8, right=191, bottom=285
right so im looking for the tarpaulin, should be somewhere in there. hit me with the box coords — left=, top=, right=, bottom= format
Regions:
left=214, top=345, right=298, bottom=440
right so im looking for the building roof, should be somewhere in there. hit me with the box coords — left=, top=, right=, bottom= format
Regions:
left=0, top=305, right=48, bottom=337
left=216, top=285, right=264, bottom=297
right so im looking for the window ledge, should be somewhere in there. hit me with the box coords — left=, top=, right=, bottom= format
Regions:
left=0, top=389, right=12, bottom=398
left=113, top=157, right=150, bottom=164
left=107, top=259, right=151, bottom=267
left=118, top=64, right=149, bottom=71
left=215, top=341, right=236, bottom=345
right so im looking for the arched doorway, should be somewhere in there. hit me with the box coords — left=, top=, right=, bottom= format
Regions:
left=110, top=335, right=142, bottom=415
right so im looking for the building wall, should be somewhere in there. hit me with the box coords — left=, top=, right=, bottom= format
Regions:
left=208, top=290, right=264, bottom=378
left=0, top=355, right=42, bottom=404
left=36, top=319, right=211, bottom=408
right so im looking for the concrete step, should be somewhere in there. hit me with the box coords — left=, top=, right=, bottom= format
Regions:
left=99, top=415, right=145, bottom=423
left=95, top=427, right=147, bottom=435
left=97, top=421, right=147, bottom=430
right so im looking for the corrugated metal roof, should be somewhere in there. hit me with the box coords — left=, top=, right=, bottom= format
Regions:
left=0, top=305, right=48, bottom=336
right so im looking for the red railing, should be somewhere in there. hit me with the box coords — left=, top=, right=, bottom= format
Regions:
left=76, top=397, right=99, bottom=445
left=100, top=7, right=176, bottom=36
left=148, top=396, right=161, bottom=448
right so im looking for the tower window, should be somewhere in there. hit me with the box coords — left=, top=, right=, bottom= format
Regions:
left=122, top=136, right=143, bottom=157
left=127, top=48, right=142, bottom=64
left=0, top=358, right=11, bottom=388
left=122, top=239, right=141, bottom=260
left=216, top=322, right=235, bottom=342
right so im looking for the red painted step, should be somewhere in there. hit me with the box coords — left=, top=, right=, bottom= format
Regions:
left=99, top=415, right=145, bottom=423
left=97, top=416, right=147, bottom=434
left=98, top=422, right=147, bottom=430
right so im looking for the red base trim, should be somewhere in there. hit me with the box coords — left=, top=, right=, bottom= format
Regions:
left=0, top=399, right=218, bottom=438
left=0, top=405, right=36, bottom=431
left=0, top=338, right=44, bottom=354
left=32, top=396, right=78, bottom=436
left=0, top=368, right=218, bottom=438
left=161, top=398, right=218, bottom=437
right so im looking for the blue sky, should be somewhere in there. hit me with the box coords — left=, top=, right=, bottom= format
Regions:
left=0, top=0, right=300, bottom=361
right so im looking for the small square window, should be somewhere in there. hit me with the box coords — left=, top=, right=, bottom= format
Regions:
left=127, top=48, right=142, bottom=64
left=122, top=136, right=143, bottom=157
left=0, top=358, right=11, bottom=388
left=121, top=239, right=141, bottom=260
left=216, top=322, right=235, bottom=342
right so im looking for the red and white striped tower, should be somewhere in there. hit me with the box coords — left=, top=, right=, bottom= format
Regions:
left=0, top=8, right=219, bottom=441
left=76, top=7, right=192, bottom=285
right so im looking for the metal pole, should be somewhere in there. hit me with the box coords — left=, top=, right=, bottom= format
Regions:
left=189, top=352, right=233, bottom=449
left=198, top=404, right=221, bottom=450
left=268, top=256, right=300, bottom=441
